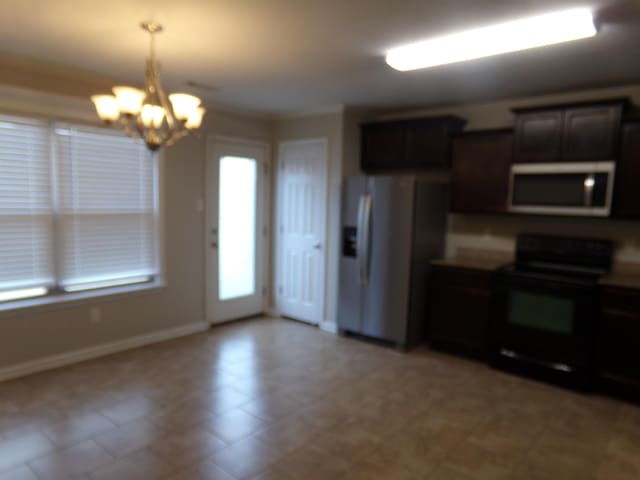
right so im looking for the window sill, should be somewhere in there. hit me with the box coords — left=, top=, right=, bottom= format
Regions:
left=0, top=280, right=167, bottom=318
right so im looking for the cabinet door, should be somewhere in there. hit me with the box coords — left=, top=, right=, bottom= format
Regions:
left=361, top=117, right=464, bottom=172
left=360, top=122, right=405, bottom=171
left=598, top=308, right=640, bottom=391
left=451, top=131, right=513, bottom=213
left=513, top=110, right=563, bottom=163
left=612, top=122, right=640, bottom=219
left=404, top=119, right=460, bottom=169
left=562, top=105, right=622, bottom=162
left=428, top=267, right=491, bottom=359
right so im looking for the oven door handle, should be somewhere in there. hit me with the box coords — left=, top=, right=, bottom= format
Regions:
left=499, top=349, right=574, bottom=373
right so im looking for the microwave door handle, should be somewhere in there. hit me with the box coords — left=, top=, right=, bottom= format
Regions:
left=585, top=173, right=595, bottom=207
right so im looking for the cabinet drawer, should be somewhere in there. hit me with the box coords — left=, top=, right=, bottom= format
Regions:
left=601, top=287, right=640, bottom=313
left=430, top=266, right=491, bottom=290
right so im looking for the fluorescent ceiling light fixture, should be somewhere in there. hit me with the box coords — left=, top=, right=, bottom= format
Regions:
left=0, top=287, right=48, bottom=302
left=386, top=8, right=597, bottom=71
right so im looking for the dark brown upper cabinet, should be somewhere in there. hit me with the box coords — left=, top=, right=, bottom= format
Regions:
left=612, top=121, right=640, bottom=219
left=513, top=101, right=625, bottom=164
left=562, top=105, right=623, bottom=161
left=361, top=116, right=465, bottom=172
left=450, top=130, right=514, bottom=214
left=513, top=110, right=563, bottom=163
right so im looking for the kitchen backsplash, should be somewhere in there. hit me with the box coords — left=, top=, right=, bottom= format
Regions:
left=446, top=213, right=640, bottom=267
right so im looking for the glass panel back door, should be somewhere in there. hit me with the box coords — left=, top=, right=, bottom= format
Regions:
left=206, top=141, right=265, bottom=324
left=218, top=156, right=256, bottom=300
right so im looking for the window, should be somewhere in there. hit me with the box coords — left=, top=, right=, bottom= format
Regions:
left=0, top=114, right=158, bottom=304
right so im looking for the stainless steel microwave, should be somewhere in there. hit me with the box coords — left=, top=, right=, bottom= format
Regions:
left=509, top=162, right=615, bottom=217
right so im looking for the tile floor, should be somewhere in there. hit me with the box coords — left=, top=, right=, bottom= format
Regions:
left=0, top=317, right=639, bottom=480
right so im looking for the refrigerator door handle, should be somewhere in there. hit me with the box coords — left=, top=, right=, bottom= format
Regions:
left=361, top=195, right=372, bottom=285
left=356, top=195, right=366, bottom=284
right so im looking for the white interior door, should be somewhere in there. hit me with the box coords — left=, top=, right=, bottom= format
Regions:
left=206, top=139, right=267, bottom=324
left=276, top=139, right=328, bottom=324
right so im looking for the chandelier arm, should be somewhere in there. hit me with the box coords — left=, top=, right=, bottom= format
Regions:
left=150, top=29, right=155, bottom=62
left=164, top=129, right=190, bottom=148
left=116, top=116, right=132, bottom=138
left=125, top=115, right=140, bottom=139
left=153, top=71, right=178, bottom=130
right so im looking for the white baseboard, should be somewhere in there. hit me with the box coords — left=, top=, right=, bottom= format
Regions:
left=0, top=321, right=209, bottom=383
left=319, top=321, right=338, bottom=334
left=264, top=307, right=281, bottom=318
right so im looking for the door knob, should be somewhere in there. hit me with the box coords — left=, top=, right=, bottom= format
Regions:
left=211, top=242, right=218, bottom=249
left=313, top=242, right=322, bottom=250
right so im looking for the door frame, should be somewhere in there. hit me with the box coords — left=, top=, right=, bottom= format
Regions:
left=205, top=135, right=271, bottom=325
left=274, top=138, right=329, bottom=325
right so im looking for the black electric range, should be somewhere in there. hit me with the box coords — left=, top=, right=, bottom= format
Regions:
left=490, top=234, right=613, bottom=389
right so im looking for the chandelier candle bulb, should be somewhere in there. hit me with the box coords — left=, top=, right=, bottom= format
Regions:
left=90, top=21, right=206, bottom=151
left=90, top=95, right=120, bottom=122
left=186, top=106, right=206, bottom=129
left=169, top=93, right=202, bottom=121
left=112, top=86, right=145, bottom=115
left=141, top=104, right=166, bottom=129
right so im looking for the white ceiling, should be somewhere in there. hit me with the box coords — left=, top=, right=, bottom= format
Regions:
left=1, top=0, right=639, bottom=113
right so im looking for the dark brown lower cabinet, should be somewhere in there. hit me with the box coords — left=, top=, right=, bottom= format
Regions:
left=427, top=265, right=491, bottom=359
left=596, top=287, right=640, bottom=400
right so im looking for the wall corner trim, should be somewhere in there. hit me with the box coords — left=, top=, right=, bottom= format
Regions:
left=0, top=321, right=210, bottom=383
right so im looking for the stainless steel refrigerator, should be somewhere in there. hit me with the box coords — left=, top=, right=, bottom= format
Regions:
left=338, top=176, right=448, bottom=350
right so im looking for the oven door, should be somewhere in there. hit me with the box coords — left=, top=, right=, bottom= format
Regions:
left=491, top=271, right=597, bottom=373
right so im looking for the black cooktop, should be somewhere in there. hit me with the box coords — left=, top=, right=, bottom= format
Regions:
left=497, top=233, right=614, bottom=285
left=517, top=234, right=611, bottom=270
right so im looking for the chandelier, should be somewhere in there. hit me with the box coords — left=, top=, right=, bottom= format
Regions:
left=91, top=22, right=205, bottom=151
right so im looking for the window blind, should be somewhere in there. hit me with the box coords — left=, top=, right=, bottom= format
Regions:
left=0, top=115, right=53, bottom=298
left=55, top=125, right=157, bottom=291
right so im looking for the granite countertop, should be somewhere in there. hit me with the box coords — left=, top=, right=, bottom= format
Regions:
left=431, top=248, right=513, bottom=272
left=432, top=249, right=640, bottom=290
left=600, top=264, right=640, bottom=290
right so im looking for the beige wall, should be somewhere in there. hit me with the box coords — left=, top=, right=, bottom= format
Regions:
left=272, top=111, right=344, bottom=329
left=0, top=87, right=271, bottom=369
left=374, top=84, right=640, bottom=266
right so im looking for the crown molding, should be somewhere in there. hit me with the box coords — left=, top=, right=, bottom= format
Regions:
left=0, top=84, right=98, bottom=123
left=271, top=105, right=345, bottom=120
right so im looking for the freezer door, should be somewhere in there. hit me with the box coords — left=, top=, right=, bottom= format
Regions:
left=361, top=176, right=415, bottom=344
left=337, top=177, right=367, bottom=333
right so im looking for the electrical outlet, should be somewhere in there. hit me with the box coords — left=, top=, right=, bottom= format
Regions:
left=89, top=307, right=101, bottom=324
